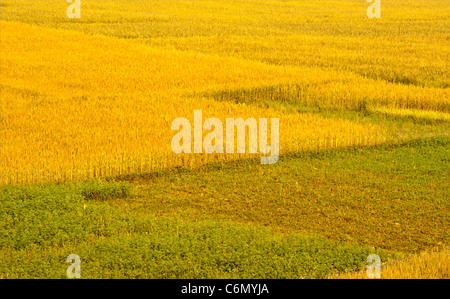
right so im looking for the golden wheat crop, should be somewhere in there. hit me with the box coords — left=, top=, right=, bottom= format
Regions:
left=0, top=0, right=448, bottom=281
left=0, top=21, right=386, bottom=185
left=3, top=0, right=449, bottom=88
left=329, top=247, right=450, bottom=279
left=0, top=0, right=449, bottom=184
left=373, top=107, right=450, bottom=122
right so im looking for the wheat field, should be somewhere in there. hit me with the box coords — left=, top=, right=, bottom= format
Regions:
left=0, top=20, right=391, bottom=185
left=1, top=0, right=449, bottom=184
left=0, top=0, right=449, bottom=280
left=329, top=247, right=450, bottom=279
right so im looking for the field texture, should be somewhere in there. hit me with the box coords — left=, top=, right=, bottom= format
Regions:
left=0, top=0, right=449, bottom=279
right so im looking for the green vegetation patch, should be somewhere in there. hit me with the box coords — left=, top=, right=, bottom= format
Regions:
left=121, top=137, right=450, bottom=253
left=0, top=179, right=388, bottom=278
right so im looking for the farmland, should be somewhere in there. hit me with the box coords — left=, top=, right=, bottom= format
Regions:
left=0, top=0, right=449, bottom=279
